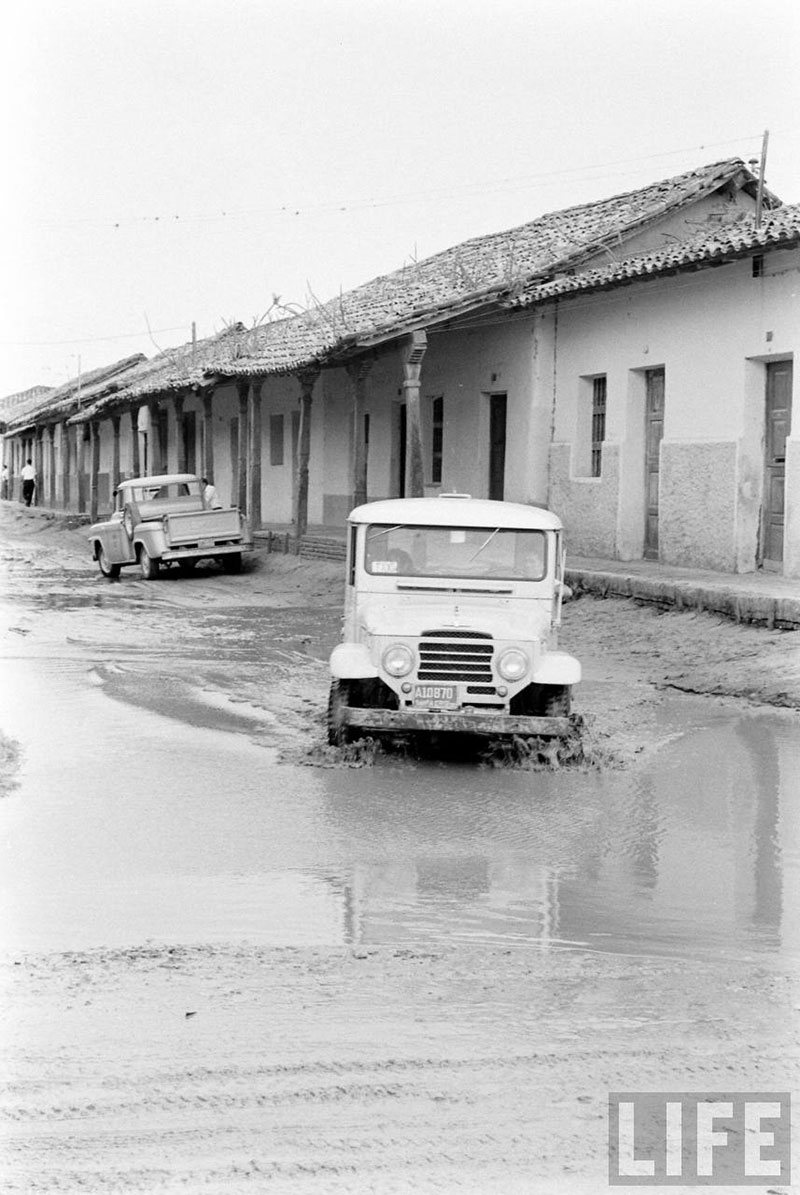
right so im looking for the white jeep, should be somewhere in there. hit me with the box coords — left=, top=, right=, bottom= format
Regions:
left=327, top=495, right=581, bottom=746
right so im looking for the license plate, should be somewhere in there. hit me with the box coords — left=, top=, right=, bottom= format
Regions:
left=198, top=538, right=215, bottom=549
left=413, top=684, right=458, bottom=710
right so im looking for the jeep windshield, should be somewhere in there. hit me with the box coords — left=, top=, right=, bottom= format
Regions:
left=364, top=524, right=547, bottom=581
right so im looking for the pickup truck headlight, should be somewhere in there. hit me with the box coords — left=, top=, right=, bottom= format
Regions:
left=382, top=643, right=415, bottom=677
left=497, top=648, right=529, bottom=682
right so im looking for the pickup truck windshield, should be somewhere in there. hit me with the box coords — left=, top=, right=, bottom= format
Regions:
left=365, top=524, right=547, bottom=581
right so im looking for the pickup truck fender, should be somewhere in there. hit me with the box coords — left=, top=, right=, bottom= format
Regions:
left=531, top=650, right=581, bottom=686
left=134, top=524, right=168, bottom=557
left=330, top=642, right=379, bottom=680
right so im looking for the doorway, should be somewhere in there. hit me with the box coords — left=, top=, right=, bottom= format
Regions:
left=489, top=393, right=507, bottom=501
left=760, top=361, right=792, bottom=569
left=644, top=369, right=665, bottom=559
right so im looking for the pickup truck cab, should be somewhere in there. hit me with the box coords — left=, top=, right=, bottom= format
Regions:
left=328, top=494, right=581, bottom=745
left=89, top=473, right=253, bottom=579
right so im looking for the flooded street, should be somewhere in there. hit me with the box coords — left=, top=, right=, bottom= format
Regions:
left=1, top=507, right=799, bottom=1194
left=1, top=650, right=799, bottom=965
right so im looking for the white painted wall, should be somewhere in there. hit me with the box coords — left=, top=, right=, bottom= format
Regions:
left=547, top=246, right=799, bottom=572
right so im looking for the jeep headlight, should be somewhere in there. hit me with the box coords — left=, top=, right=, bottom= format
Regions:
left=497, top=648, right=529, bottom=682
left=382, top=643, right=415, bottom=677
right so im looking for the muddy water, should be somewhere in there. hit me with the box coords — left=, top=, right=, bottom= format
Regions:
left=1, top=652, right=798, bottom=964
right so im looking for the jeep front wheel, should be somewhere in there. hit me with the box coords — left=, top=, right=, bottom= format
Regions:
left=541, top=685, right=571, bottom=716
left=327, top=680, right=353, bottom=747
left=97, top=543, right=121, bottom=578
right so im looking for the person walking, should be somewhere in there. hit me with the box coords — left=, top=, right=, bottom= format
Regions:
left=21, top=459, right=36, bottom=507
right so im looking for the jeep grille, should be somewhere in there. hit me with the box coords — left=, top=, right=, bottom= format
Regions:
left=418, top=630, right=494, bottom=683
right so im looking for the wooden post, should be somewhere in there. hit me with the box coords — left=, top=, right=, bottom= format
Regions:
left=130, top=408, right=141, bottom=477
left=347, top=358, right=372, bottom=509
left=34, top=432, right=44, bottom=507
left=292, top=368, right=319, bottom=541
left=111, top=415, right=121, bottom=493
left=402, top=330, right=427, bottom=498
left=202, top=390, right=214, bottom=482
left=60, top=423, right=71, bottom=509
left=174, top=393, right=186, bottom=473
left=48, top=425, right=57, bottom=507
left=147, top=403, right=160, bottom=475
left=237, top=380, right=248, bottom=514
left=247, top=379, right=262, bottom=529
left=89, top=421, right=101, bottom=521
left=77, top=427, right=87, bottom=513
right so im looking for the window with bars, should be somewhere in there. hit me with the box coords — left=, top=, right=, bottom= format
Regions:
left=431, top=396, right=443, bottom=484
left=590, top=377, right=606, bottom=478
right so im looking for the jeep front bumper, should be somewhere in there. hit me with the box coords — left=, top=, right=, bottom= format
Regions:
left=340, top=707, right=573, bottom=737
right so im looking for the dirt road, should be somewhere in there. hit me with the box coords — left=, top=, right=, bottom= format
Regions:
left=1, top=505, right=798, bottom=1194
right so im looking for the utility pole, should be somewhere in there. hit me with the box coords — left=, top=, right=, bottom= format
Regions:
left=755, top=129, right=769, bottom=228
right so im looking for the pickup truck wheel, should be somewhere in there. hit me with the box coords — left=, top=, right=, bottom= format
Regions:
left=327, top=680, right=353, bottom=747
left=221, top=553, right=242, bottom=574
left=97, top=544, right=121, bottom=578
left=138, top=545, right=160, bottom=580
left=541, top=685, right=571, bottom=716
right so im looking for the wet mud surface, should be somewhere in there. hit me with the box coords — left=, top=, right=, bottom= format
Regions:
left=1, top=505, right=799, bottom=1193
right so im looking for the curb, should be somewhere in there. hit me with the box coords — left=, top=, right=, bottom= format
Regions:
left=566, top=568, right=800, bottom=631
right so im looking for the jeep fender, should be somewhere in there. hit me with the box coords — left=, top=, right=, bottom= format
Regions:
left=330, top=642, right=379, bottom=680
left=531, top=650, right=581, bottom=686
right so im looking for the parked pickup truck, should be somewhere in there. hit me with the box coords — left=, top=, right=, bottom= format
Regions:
left=89, top=473, right=253, bottom=579
left=327, top=494, right=581, bottom=747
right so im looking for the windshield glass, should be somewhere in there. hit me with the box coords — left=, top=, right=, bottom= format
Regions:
left=364, top=524, right=548, bottom=581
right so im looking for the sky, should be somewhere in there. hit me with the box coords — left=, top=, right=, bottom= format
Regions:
left=1, top=0, right=798, bottom=398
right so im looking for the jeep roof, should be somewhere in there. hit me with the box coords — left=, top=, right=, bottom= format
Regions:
left=348, top=496, right=563, bottom=531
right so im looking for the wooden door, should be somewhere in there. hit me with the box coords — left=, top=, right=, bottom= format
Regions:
left=489, top=393, right=507, bottom=501
left=761, top=361, right=792, bottom=567
left=229, top=418, right=239, bottom=507
left=644, top=369, right=665, bottom=559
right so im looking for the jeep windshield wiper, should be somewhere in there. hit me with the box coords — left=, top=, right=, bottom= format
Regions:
left=468, top=527, right=500, bottom=563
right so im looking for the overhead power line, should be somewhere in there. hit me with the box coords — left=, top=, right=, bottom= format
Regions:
left=27, top=134, right=766, bottom=231
left=0, top=325, right=187, bottom=348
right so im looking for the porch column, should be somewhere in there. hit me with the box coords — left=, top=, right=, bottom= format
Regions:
left=34, top=431, right=44, bottom=506
left=402, top=330, right=427, bottom=498
left=292, top=368, right=319, bottom=540
left=174, top=393, right=186, bottom=473
left=347, top=358, right=372, bottom=509
left=236, top=381, right=249, bottom=514
left=48, top=425, right=57, bottom=507
left=59, top=424, right=71, bottom=510
left=77, top=426, right=87, bottom=513
left=129, top=408, right=141, bottom=476
left=201, top=391, right=214, bottom=482
left=89, top=420, right=101, bottom=521
left=247, top=379, right=262, bottom=529
left=111, top=415, right=121, bottom=492
left=147, top=402, right=161, bottom=474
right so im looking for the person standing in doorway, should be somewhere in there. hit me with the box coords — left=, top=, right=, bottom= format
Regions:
left=1, top=463, right=9, bottom=500
left=21, top=459, right=36, bottom=507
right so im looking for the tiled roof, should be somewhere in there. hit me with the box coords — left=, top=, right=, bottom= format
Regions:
left=223, top=158, right=769, bottom=376
left=6, top=157, right=781, bottom=427
left=0, top=385, right=53, bottom=419
left=69, top=324, right=248, bottom=422
left=5, top=357, right=146, bottom=432
left=508, top=202, right=800, bottom=306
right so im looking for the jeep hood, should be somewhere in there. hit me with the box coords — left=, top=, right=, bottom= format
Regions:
left=358, top=594, right=550, bottom=641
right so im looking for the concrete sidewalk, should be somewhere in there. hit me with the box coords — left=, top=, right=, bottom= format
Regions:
left=566, top=556, right=799, bottom=630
